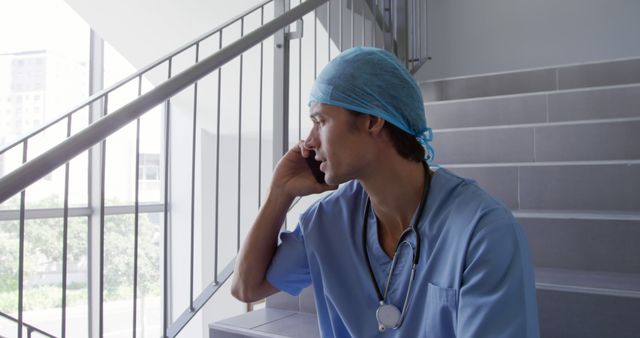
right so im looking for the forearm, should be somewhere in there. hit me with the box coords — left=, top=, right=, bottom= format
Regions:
left=231, top=189, right=294, bottom=302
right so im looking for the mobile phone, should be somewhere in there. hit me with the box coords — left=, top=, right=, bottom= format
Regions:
left=305, top=150, right=326, bottom=184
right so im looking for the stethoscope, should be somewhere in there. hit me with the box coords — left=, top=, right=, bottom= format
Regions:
left=361, top=162, right=431, bottom=332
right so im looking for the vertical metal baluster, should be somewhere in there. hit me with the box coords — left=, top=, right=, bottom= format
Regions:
left=418, top=0, right=422, bottom=63
left=328, top=0, right=331, bottom=61
left=189, top=43, right=200, bottom=311
left=425, top=0, right=429, bottom=61
left=408, top=0, right=412, bottom=68
left=339, top=0, right=343, bottom=51
left=99, top=94, right=108, bottom=338
left=258, top=7, right=264, bottom=209
left=132, top=76, right=142, bottom=338
left=17, top=139, right=27, bottom=338
left=391, top=0, right=395, bottom=55
left=162, top=58, right=172, bottom=338
left=26, top=327, right=31, bottom=338
left=214, top=32, right=223, bottom=284
left=298, top=1, right=302, bottom=143
left=351, top=0, right=354, bottom=47
left=61, top=115, right=72, bottom=338
left=373, top=0, right=378, bottom=47
left=362, top=0, right=365, bottom=46
left=412, top=0, right=417, bottom=68
left=237, top=19, right=244, bottom=253
left=314, top=8, right=318, bottom=79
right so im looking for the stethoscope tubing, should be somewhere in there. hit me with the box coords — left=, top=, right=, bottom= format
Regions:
left=361, top=162, right=431, bottom=330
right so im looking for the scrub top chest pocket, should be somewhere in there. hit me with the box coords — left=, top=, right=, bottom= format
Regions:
left=425, top=283, right=459, bottom=338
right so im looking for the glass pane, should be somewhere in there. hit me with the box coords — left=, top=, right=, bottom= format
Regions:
left=0, top=0, right=90, bottom=208
left=0, top=315, right=16, bottom=338
left=0, top=217, right=88, bottom=338
left=103, top=42, right=163, bottom=206
left=103, top=213, right=162, bottom=338
left=0, top=220, right=19, bottom=338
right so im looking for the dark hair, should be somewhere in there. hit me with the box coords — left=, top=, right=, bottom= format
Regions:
left=348, top=110, right=425, bottom=163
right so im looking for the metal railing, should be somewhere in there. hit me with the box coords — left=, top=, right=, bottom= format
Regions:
left=0, top=310, right=56, bottom=338
left=0, top=1, right=427, bottom=337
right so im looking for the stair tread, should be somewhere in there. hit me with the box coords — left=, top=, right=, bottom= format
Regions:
left=422, top=82, right=640, bottom=105
left=211, top=308, right=320, bottom=338
left=418, top=58, right=640, bottom=102
left=512, top=209, right=640, bottom=221
left=211, top=269, right=640, bottom=337
left=535, top=267, right=640, bottom=297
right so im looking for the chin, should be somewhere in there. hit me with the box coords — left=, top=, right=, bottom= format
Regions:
left=324, top=172, right=349, bottom=185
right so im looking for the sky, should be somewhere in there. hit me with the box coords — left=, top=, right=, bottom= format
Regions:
left=0, top=0, right=88, bottom=56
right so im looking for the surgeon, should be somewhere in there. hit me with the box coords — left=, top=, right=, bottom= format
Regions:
left=231, top=47, right=540, bottom=337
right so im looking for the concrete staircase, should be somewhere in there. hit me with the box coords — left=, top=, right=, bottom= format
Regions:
left=210, top=288, right=319, bottom=338
left=210, top=58, right=640, bottom=337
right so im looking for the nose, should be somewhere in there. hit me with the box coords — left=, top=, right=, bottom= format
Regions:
left=304, top=126, right=319, bottom=150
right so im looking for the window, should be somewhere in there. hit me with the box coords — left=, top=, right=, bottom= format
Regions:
left=1, top=1, right=164, bottom=337
left=1, top=0, right=91, bottom=336
left=138, top=153, right=160, bottom=181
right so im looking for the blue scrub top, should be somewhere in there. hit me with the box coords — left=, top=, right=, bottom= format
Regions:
left=267, top=168, right=540, bottom=338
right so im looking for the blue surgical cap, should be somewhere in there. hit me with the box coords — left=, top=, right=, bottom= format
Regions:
left=308, top=47, right=434, bottom=162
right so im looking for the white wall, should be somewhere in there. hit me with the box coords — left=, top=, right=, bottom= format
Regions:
left=414, top=0, right=640, bottom=81
left=64, top=0, right=265, bottom=69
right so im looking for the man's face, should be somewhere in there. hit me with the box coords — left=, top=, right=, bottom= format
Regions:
left=305, top=103, right=373, bottom=185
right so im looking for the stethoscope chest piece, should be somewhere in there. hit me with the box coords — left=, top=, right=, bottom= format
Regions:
left=376, top=303, right=402, bottom=332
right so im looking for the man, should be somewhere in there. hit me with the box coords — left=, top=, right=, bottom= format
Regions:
left=232, top=47, right=540, bottom=337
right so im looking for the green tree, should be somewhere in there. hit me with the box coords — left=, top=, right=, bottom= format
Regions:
left=104, top=213, right=161, bottom=299
left=0, top=194, right=161, bottom=314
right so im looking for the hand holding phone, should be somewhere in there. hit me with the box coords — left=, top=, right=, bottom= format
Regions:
left=305, top=150, right=326, bottom=184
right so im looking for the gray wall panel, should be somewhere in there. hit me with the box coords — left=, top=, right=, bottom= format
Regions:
left=413, top=0, right=640, bottom=81
left=521, top=218, right=640, bottom=273
left=548, top=85, right=640, bottom=122
left=299, top=286, right=317, bottom=314
left=266, top=291, right=299, bottom=312
left=433, top=128, right=534, bottom=164
left=446, top=166, right=519, bottom=209
left=519, top=165, right=640, bottom=211
left=535, top=121, right=640, bottom=161
left=426, top=94, right=547, bottom=129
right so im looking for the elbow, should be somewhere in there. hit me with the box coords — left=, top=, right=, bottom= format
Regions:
left=230, top=279, right=248, bottom=302
left=231, top=280, right=258, bottom=303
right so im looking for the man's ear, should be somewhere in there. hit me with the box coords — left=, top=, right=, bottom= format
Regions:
left=367, top=115, right=385, bottom=136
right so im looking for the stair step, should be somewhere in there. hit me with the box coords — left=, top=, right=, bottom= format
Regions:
left=522, top=216, right=640, bottom=275
left=212, top=269, right=640, bottom=337
left=537, top=288, right=640, bottom=338
left=535, top=268, right=640, bottom=299
left=210, top=308, right=319, bottom=338
left=446, top=163, right=640, bottom=214
left=420, top=58, right=640, bottom=102
left=424, top=82, right=640, bottom=130
left=514, top=209, right=640, bottom=221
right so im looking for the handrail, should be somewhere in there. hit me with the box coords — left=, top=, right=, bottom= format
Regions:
left=167, top=259, right=235, bottom=338
left=0, top=0, right=328, bottom=204
left=0, top=0, right=273, bottom=157
left=0, top=310, right=56, bottom=338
